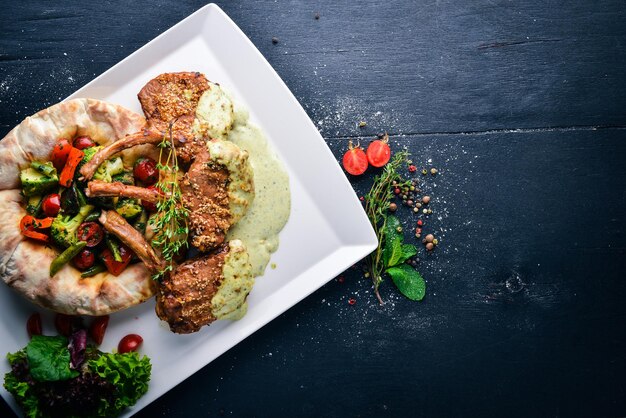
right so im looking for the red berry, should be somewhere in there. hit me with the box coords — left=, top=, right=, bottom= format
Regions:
left=408, top=165, right=417, bottom=173
left=73, top=248, right=95, bottom=270
left=118, top=334, right=143, bottom=353
left=348, top=298, right=356, bottom=305
left=89, top=316, right=110, bottom=345
left=342, top=142, right=368, bottom=176
left=417, top=220, right=423, bottom=226
left=73, top=136, right=96, bottom=150
left=366, top=139, right=391, bottom=167
left=51, top=139, right=72, bottom=172
left=133, top=158, right=158, bottom=185
left=26, top=313, right=42, bottom=338
left=41, top=194, right=61, bottom=217
left=141, top=185, right=161, bottom=212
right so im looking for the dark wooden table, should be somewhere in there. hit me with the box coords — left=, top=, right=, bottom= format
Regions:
left=1, top=1, right=625, bottom=417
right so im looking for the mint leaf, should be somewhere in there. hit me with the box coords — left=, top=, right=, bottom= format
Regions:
left=386, top=264, right=426, bottom=301
left=396, top=244, right=417, bottom=265
left=26, top=335, right=79, bottom=382
left=384, top=236, right=402, bottom=267
left=382, top=216, right=402, bottom=267
left=382, top=215, right=418, bottom=268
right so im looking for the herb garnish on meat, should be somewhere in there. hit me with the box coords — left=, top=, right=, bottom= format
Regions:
left=150, top=121, right=190, bottom=281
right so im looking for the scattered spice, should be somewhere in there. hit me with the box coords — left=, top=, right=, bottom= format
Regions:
left=348, top=298, right=356, bottom=305
left=388, top=202, right=397, bottom=212
left=338, top=276, right=345, bottom=283
left=314, top=12, right=320, bottom=20
left=424, top=234, right=434, bottom=243
left=358, top=121, right=367, bottom=128
left=417, top=219, right=423, bottom=227
left=408, top=165, right=417, bottom=173
left=422, top=196, right=431, bottom=204
left=430, top=168, right=438, bottom=175
left=271, top=37, right=279, bottom=44
left=425, top=242, right=434, bottom=251
left=421, top=169, right=428, bottom=175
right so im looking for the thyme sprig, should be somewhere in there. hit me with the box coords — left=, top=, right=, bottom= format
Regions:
left=149, top=121, right=189, bottom=281
left=364, top=150, right=411, bottom=304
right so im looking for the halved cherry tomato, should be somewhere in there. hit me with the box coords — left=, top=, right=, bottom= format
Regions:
left=42, top=194, right=61, bottom=217
left=73, top=136, right=96, bottom=150
left=89, top=315, right=109, bottom=345
left=20, top=215, right=54, bottom=242
left=366, top=138, right=391, bottom=167
left=101, top=244, right=133, bottom=276
left=133, top=157, right=158, bottom=185
left=73, top=248, right=95, bottom=270
left=141, top=185, right=161, bottom=212
left=55, top=314, right=74, bottom=337
left=77, top=222, right=103, bottom=247
left=51, top=138, right=72, bottom=172
left=342, top=143, right=368, bottom=176
left=26, top=313, right=42, bottom=338
left=118, top=334, right=143, bottom=353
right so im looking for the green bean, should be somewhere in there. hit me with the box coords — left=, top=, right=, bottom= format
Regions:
left=84, top=210, right=101, bottom=223
left=50, top=241, right=86, bottom=276
left=105, top=233, right=123, bottom=262
left=80, top=264, right=106, bottom=278
left=30, top=161, right=56, bottom=176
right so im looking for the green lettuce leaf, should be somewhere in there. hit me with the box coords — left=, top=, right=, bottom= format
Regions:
left=89, top=351, right=151, bottom=416
left=26, top=335, right=78, bottom=382
left=4, top=356, right=41, bottom=418
left=386, top=264, right=426, bottom=301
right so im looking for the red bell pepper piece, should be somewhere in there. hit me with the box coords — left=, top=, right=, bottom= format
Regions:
left=59, top=146, right=84, bottom=187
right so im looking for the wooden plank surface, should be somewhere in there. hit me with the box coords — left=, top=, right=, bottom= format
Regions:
left=1, top=0, right=625, bottom=416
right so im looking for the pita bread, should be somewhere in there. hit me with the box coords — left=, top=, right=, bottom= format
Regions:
left=0, top=98, right=157, bottom=315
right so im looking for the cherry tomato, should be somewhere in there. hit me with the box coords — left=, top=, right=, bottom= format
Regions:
left=55, top=314, right=74, bottom=337
left=26, top=313, right=42, bottom=338
left=51, top=138, right=72, bottom=172
left=77, top=222, right=104, bottom=247
left=133, top=157, right=158, bottom=185
left=89, top=315, right=109, bottom=345
left=101, top=244, right=133, bottom=276
left=366, top=139, right=391, bottom=167
left=342, top=143, right=368, bottom=175
left=141, top=185, right=160, bottom=212
left=118, top=334, right=143, bottom=353
left=41, top=193, right=61, bottom=217
left=73, top=136, right=96, bottom=150
left=73, top=248, right=95, bottom=270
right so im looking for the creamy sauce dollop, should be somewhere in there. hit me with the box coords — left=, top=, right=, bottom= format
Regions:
left=225, top=103, right=291, bottom=277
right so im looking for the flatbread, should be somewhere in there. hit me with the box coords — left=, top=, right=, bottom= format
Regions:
left=0, top=98, right=156, bottom=315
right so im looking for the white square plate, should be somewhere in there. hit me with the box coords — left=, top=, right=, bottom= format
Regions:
left=0, top=3, right=376, bottom=417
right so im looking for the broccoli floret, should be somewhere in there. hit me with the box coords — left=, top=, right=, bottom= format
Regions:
left=112, top=170, right=135, bottom=185
left=115, top=198, right=142, bottom=220
left=20, top=164, right=58, bottom=197
left=77, top=146, right=102, bottom=170
left=93, top=157, right=124, bottom=183
left=51, top=204, right=95, bottom=248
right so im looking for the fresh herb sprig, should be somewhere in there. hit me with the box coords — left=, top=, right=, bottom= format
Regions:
left=150, top=121, right=189, bottom=281
left=364, top=151, right=425, bottom=304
